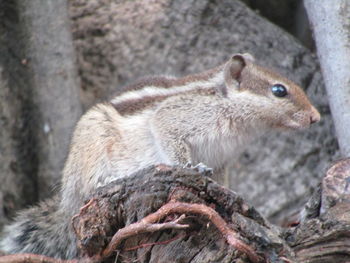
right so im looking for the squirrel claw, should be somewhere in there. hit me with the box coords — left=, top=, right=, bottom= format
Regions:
left=184, top=162, right=193, bottom=169
left=183, top=162, right=213, bottom=176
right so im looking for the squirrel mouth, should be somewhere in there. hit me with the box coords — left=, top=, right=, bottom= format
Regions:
left=276, top=114, right=308, bottom=131
left=281, top=111, right=319, bottom=130
left=284, top=119, right=309, bottom=130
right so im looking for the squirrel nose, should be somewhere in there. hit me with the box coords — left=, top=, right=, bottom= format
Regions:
left=310, top=107, right=321, bottom=124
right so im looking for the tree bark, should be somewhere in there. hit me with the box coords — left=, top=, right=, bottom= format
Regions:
left=2, top=160, right=350, bottom=262
left=0, top=0, right=83, bottom=226
left=304, top=0, right=350, bottom=157
left=0, top=1, right=39, bottom=227
left=17, top=0, right=83, bottom=199
left=288, top=158, right=350, bottom=263
left=0, top=0, right=83, bottom=210
left=69, top=165, right=292, bottom=263
left=44, top=159, right=350, bottom=263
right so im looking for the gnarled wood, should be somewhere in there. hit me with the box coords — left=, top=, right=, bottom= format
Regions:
left=1, top=160, right=350, bottom=262
left=71, top=165, right=291, bottom=263
left=288, top=158, right=350, bottom=263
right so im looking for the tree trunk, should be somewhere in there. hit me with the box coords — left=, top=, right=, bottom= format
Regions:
left=17, top=0, right=83, bottom=199
left=0, top=0, right=82, bottom=226
left=304, top=0, right=350, bottom=157
left=0, top=0, right=39, bottom=227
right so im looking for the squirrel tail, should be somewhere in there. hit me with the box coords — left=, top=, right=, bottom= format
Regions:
left=0, top=196, right=77, bottom=259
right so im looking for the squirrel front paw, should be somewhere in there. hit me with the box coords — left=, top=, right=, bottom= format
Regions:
left=183, top=162, right=213, bottom=176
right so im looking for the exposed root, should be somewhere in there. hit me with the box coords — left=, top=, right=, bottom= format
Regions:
left=101, top=202, right=263, bottom=263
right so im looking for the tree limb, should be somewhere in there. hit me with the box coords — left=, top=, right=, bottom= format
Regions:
left=101, top=202, right=263, bottom=263
left=2, top=161, right=350, bottom=263
left=304, top=0, right=350, bottom=156
left=0, top=253, right=79, bottom=263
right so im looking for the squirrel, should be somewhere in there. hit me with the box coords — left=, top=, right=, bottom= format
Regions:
left=0, top=53, right=320, bottom=259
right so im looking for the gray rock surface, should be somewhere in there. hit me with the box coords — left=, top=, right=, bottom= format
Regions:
left=69, top=0, right=339, bottom=222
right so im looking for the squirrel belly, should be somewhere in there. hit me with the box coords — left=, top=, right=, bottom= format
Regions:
left=0, top=54, right=320, bottom=259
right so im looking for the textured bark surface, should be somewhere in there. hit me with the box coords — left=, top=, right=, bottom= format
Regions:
left=72, top=165, right=292, bottom=263
left=0, top=1, right=39, bottom=228
left=68, top=0, right=339, bottom=223
left=287, top=158, right=350, bottom=263
left=1, top=161, right=349, bottom=262
left=0, top=0, right=82, bottom=226
left=16, top=0, right=83, bottom=199
left=58, top=160, right=350, bottom=262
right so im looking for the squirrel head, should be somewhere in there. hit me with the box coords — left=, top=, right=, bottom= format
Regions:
left=224, top=53, right=320, bottom=130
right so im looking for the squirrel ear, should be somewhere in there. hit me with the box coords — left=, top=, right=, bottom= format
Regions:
left=224, top=53, right=254, bottom=89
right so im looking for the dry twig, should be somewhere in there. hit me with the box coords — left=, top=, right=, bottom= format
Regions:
left=101, top=212, right=189, bottom=258
left=101, top=202, right=263, bottom=263
left=0, top=253, right=79, bottom=263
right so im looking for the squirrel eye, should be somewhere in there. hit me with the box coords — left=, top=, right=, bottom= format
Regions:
left=271, top=84, right=288, bottom=97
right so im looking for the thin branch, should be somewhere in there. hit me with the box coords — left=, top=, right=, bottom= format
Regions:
left=0, top=254, right=79, bottom=263
left=101, top=202, right=263, bottom=263
left=123, top=233, right=187, bottom=251
left=0, top=214, right=188, bottom=263
left=101, top=213, right=189, bottom=258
